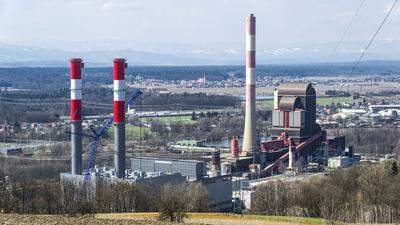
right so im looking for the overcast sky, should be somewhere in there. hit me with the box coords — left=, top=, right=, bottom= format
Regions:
left=0, top=0, right=399, bottom=51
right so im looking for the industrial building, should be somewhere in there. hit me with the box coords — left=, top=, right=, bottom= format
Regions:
left=130, top=157, right=206, bottom=181
left=200, top=176, right=233, bottom=212
left=0, top=147, right=22, bottom=156
left=270, top=82, right=321, bottom=141
left=240, top=173, right=326, bottom=209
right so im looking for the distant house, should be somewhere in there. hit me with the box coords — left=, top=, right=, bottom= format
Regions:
left=175, top=139, right=206, bottom=147
left=0, top=147, right=23, bottom=156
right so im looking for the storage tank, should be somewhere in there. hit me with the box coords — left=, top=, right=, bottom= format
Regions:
left=231, top=136, right=239, bottom=157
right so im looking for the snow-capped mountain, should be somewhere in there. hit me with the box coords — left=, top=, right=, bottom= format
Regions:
left=1, top=40, right=400, bottom=67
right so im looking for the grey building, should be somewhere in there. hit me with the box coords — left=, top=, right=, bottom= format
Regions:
left=130, top=157, right=206, bottom=180
left=199, top=176, right=233, bottom=212
left=0, top=147, right=23, bottom=155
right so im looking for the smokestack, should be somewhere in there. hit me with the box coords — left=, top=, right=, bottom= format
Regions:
left=113, top=58, right=127, bottom=178
left=70, top=58, right=83, bottom=175
left=242, top=14, right=256, bottom=156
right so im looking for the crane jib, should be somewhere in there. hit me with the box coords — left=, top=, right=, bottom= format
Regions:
left=83, top=89, right=143, bottom=182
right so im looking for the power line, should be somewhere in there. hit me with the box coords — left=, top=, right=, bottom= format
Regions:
left=349, top=0, right=399, bottom=76
left=330, top=0, right=399, bottom=106
left=327, top=0, right=367, bottom=62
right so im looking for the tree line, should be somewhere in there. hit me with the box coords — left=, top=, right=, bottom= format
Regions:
left=2, top=62, right=400, bottom=89
left=342, top=128, right=400, bottom=155
left=0, top=157, right=210, bottom=222
left=252, top=161, right=400, bottom=224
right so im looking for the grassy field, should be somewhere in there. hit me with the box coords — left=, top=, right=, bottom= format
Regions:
left=96, top=213, right=326, bottom=225
left=316, top=96, right=359, bottom=106
left=109, top=124, right=152, bottom=140
left=264, top=96, right=359, bottom=109
left=139, top=115, right=198, bottom=125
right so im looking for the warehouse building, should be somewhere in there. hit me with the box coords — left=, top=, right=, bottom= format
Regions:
left=130, top=157, right=206, bottom=181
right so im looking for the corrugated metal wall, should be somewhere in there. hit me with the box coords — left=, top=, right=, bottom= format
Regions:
left=131, top=158, right=206, bottom=180
left=272, top=110, right=285, bottom=127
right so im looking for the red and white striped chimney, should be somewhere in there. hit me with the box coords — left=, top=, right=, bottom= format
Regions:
left=242, top=14, right=257, bottom=156
left=70, top=58, right=83, bottom=175
left=113, top=58, right=126, bottom=178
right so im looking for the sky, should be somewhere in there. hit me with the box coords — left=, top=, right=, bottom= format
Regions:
left=0, top=0, right=399, bottom=52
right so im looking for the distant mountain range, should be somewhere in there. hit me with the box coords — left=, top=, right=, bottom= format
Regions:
left=2, top=40, right=400, bottom=67
left=0, top=44, right=213, bottom=67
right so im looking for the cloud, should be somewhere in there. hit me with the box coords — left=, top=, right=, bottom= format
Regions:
left=1, top=0, right=400, bottom=53
left=223, top=49, right=237, bottom=54
left=383, top=2, right=400, bottom=13
left=101, top=1, right=115, bottom=11
left=334, top=10, right=356, bottom=20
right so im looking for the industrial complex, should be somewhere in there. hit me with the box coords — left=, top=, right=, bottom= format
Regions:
left=61, top=14, right=360, bottom=213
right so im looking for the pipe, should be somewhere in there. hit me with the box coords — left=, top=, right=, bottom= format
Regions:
left=273, top=89, right=279, bottom=110
left=113, top=58, right=126, bottom=178
left=242, top=13, right=256, bottom=156
left=288, top=145, right=295, bottom=170
left=70, top=58, right=83, bottom=175
left=264, top=132, right=322, bottom=173
left=284, top=111, right=289, bottom=128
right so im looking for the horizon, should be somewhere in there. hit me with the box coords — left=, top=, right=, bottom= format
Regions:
left=1, top=1, right=400, bottom=65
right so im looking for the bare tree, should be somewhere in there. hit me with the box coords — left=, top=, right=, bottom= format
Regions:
left=158, top=183, right=188, bottom=222
left=185, top=182, right=210, bottom=212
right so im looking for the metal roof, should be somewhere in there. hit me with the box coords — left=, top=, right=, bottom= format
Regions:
left=279, top=82, right=314, bottom=96
left=279, top=96, right=303, bottom=111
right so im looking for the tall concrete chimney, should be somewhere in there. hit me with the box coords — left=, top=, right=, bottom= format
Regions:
left=242, top=14, right=256, bottom=156
left=113, top=58, right=126, bottom=178
left=70, top=58, right=83, bottom=175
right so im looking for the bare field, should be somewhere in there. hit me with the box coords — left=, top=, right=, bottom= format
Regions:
left=168, top=83, right=400, bottom=96
left=0, top=213, right=394, bottom=225
left=160, top=76, right=400, bottom=96
left=0, top=214, right=167, bottom=225
left=96, top=213, right=325, bottom=225
left=166, top=86, right=276, bottom=95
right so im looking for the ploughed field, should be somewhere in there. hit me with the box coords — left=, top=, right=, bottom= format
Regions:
left=0, top=214, right=169, bottom=225
left=1, top=213, right=390, bottom=225
left=0, top=213, right=325, bottom=225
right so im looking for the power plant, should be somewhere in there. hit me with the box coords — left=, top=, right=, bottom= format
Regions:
left=61, top=14, right=359, bottom=213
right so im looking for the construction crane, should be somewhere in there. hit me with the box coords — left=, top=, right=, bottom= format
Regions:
left=83, top=89, right=143, bottom=181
